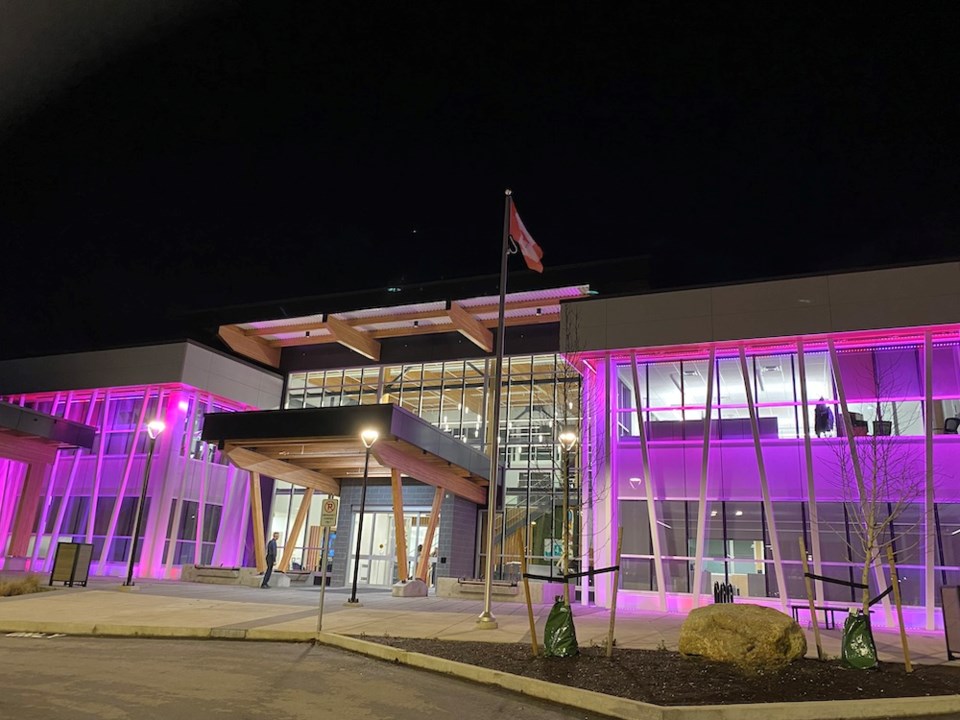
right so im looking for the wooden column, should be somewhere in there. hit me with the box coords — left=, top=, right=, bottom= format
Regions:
left=8, top=463, right=50, bottom=557
left=278, top=488, right=314, bottom=572
left=249, top=472, right=266, bottom=572
left=391, top=468, right=409, bottom=582
left=416, top=488, right=444, bottom=582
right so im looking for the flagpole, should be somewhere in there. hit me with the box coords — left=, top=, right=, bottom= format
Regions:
left=477, top=188, right=512, bottom=630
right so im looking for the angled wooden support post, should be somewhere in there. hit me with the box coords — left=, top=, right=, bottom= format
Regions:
left=391, top=468, right=409, bottom=582
left=416, top=487, right=444, bottom=582
left=278, top=488, right=314, bottom=572
left=249, top=472, right=266, bottom=573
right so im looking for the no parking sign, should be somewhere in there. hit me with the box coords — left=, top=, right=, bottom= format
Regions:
left=320, top=498, right=339, bottom=527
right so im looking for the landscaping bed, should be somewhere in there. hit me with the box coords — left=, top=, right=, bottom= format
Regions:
left=362, top=636, right=960, bottom=706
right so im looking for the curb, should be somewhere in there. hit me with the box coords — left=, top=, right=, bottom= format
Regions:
left=2, top=621, right=959, bottom=720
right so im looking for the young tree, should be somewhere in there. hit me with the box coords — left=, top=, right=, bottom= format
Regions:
left=827, top=357, right=927, bottom=614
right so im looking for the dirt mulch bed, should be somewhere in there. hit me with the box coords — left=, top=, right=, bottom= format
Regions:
left=361, top=636, right=960, bottom=706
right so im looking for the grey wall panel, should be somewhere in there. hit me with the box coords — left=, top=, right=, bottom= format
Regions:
left=0, top=341, right=282, bottom=409
left=563, top=261, right=960, bottom=353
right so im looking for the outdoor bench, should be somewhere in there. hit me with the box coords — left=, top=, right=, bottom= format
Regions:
left=789, top=604, right=849, bottom=630
left=457, top=577, right=519, bottom=595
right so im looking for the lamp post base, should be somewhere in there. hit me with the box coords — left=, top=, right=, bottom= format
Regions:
left=476, top=612, right=498, bottom=630
left=116, top=584, right=141, bottom=593
left=343, top=598, right=362, bottom=608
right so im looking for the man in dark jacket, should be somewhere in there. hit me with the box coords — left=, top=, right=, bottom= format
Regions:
left=261, top=532, right=280, bottom=588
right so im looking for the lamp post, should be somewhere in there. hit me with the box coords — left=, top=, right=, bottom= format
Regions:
left=558, top=427, right=578, bottom=607
left=346, top=427, right=379, bottom=606
left=123, top=419, right=165, bottom=587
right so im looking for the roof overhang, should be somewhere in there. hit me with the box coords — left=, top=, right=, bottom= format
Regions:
left=0, top=401, right=96, bottom=465
left=218, top=285, right=591, bottom=368
left=200, top=404, right=494, bottom=505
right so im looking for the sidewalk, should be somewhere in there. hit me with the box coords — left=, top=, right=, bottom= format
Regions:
left=0, top=575, right=950, bottom=665
left=3, top=577, right=960, bottom=720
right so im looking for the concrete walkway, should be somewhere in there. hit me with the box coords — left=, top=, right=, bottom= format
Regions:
left=0, top=575, right=950, bottom=666
left=4, top=577, right=960, bottom=719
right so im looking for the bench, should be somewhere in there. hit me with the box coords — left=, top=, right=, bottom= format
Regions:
left=457, top=577, right=519, bottom=596
left=789, top=604, right=848, bottom=630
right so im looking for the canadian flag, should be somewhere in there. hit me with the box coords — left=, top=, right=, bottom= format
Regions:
left=509, top=202, right=544, bottom=273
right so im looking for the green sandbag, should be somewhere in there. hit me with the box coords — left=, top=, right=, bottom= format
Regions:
left=543, top=597, right=579, bottom=658
left=841, top=610, right=878, bottom=670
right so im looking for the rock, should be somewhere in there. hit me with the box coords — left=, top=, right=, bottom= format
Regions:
left=678, top=603, right=807, bottom=667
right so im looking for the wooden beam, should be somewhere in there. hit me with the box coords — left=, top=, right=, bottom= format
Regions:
left=244, top=297, right=571, bottom=338
left=218, top=324, right=281, bottom=368
left=273, top=311, right=559, bottom=347
left=249, top=472, right=266, bottom=573
left=0, top=431, right=58, bottom=465
left=370, top=441, right=486, bottom=504
left=416, top=487, right=444, bottom=582
left=391, top=468, right=408, bottom=582
left=8, top=463, right=49, bottom=557
left=323, top=314, right=381, bottom=360
left=278, top=488, right=314, bottom=572
left=447, top=301, right=494, bottom=352
left=226, top=446, right=340, bottom=495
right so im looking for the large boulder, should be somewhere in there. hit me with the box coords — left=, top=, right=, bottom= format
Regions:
left=678, top=603, right=807, bottom=667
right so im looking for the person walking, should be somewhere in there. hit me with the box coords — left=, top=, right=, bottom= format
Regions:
left=261, top=532, right=279, bottom=588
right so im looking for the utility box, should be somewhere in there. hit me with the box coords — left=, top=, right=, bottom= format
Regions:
left=49, top=541, right=94, bottom=587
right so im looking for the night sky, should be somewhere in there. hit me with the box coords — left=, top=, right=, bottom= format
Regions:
left=0, top=4, right=957, bottom=360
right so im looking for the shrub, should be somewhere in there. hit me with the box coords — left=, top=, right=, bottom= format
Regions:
left=0, top=574, right=42, bottom=597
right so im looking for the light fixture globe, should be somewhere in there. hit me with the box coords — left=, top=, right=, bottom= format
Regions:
left=558, top=428, right=578, bottom=451
left=360, top=428, right=379, bottom=448
left=146, top=419, right=166, bottom=440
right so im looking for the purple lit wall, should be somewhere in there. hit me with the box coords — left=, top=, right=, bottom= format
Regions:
left=579, top=327, right=960, bottom=631
left=0, top=384, right=256, bottom=580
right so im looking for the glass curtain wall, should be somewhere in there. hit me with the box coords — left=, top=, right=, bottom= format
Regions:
left=285, top=354, right=581, bottom=580
left=1, top=385, right=250, bottom=576
left=605, top=332, right=960, bottom=623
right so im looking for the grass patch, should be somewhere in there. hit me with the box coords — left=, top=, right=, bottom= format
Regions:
left=0, top=574, right=43, bottom=597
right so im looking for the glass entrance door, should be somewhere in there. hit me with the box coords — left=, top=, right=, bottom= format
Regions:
left=347, top=509, right=438, bottom=588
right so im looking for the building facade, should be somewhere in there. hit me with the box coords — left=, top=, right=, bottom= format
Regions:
left=0, top=342, right=282, bottom=579
left=565, top=261, right=960, bottom=630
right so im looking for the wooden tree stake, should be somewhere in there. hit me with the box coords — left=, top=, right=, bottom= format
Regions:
left=886, top=545, right=913, bottom=673
left=799, top=536, right=824, bottom=660
left=521, top=535, right=539, bottom=657
left=606, top=527, right=623, bottom=658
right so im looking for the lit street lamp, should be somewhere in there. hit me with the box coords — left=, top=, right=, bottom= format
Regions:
left=346, top=427, right=379, bottom=606
left=123, top=419, right=165, bottom=587
left=558, top=427, right=578, bottom=606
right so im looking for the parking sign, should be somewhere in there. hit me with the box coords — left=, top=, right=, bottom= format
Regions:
left=320, top=498, right=339, bottom=527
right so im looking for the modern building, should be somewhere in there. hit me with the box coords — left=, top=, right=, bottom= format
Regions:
left=564, top=260, right=960, bottom=630
left=1, top=258, right=957, bottom=631
left=0, top=262, right=617, bottom=593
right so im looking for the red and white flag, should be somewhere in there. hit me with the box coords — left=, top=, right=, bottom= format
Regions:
left=509, top=202, right=544, bottom=273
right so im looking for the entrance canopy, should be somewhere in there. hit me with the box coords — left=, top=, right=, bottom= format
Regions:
left=0, top=401, right=95, bottom=465
left=201, top=404, right=493, bottom=505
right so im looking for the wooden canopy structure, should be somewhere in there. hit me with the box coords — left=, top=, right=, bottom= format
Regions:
left=217, top=285, right=591, bottom=368
left=201, top=404, right=494, bottom=579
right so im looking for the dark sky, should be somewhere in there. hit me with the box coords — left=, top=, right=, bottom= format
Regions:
left=0, top=4, right=958, bottom=359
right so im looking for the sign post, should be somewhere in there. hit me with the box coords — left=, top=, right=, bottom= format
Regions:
left=316, top=497, right=339, bottom=637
